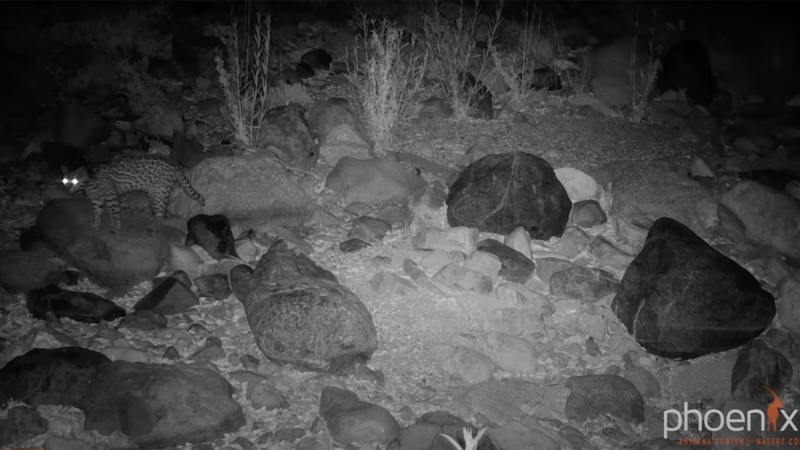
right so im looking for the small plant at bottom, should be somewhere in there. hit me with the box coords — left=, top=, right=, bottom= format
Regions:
left=440, top=426, right=487, bottom=450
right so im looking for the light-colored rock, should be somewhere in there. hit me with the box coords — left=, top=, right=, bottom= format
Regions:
left=167, top=154, right=312, bottom=220
left=555, top=167, right=598, bottom=202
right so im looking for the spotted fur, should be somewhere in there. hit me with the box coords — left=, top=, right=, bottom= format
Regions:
left=61, top=155, right=205, bottom=234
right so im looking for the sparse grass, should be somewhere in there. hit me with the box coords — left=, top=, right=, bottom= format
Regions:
left=548, top=8, right=590, bottom=95
left=490, top=2, right=553, bottom=107
left=422, top=0, right=501, bottom=120
left=214, top=5, right=272, bottom=147
left=344, top=14, right=429, bottom=156
left=628, top=8, right=660, bottom=123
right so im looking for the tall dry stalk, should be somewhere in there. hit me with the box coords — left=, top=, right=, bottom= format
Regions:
left=345, top=15, right=429, bottom=156
left=215, top=4, right=271, bottom=146
left=423, top=0, right=501, bottom=120
left=628, top=7, right=660, bottom=123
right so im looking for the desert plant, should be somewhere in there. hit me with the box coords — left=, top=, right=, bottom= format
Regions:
left=214, top=4, right=272, bottom=147
left=422, top=0, right=501, bottom=120
left=344, top=14, right=429, bottom=156
left=490, top=2, right=552, bottom=106
left=628, top=7, right=660, bottom=123
left=440, top=427, right=488, bottom=450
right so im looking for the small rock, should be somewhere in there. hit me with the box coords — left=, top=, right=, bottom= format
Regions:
left=504, top=226, right=532, bottom=259
left=370, top=272, right=417, bottom=298
left=339, top=238, right=371, bottom=253
left=166, top=243, right=203, bottom=280
left=410, top=140, right=435, bottom=158
left=555, top=167, right=598, bottom=202
left=27, top=284, right=125, bottom=323
left=186, top=214, right=239, bottom=260
left=320, top=387, right=400, bottom=444
left=349, top=216, right=392, bottom=242
left=476, top=239, right=536, bottom=284
left=565, top=374, right=645, bottom=424
left=413, top=226, right=479, bottom=254
left=195, top=273, right=232, bottom=300
left=571, top=200, right=607, bottom=227
left=442, top=347, right=496, bottom=382
left=248, top=383, right=290, bottom=411
left=134, top=276, right=200, bottom=315
left=550, top=266, right=619, bottom=302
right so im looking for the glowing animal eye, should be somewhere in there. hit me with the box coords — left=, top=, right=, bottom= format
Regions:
left=71, top=178, right=79, bottom=185
left=62, top=177, right=69, bottom=185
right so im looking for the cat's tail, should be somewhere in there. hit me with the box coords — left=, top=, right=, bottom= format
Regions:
left=177, top=171, right=206, bottom=206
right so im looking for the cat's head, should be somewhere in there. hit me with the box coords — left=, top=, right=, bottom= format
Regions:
left=60, top=166, right=89, bottom=193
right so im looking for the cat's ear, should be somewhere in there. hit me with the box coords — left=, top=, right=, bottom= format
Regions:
left=60, top=165, right=69, bottom=175
left=75, top=167, right=88, bottom=177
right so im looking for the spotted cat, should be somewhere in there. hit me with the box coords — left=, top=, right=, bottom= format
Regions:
left=61, top=155, right=205, bottom=234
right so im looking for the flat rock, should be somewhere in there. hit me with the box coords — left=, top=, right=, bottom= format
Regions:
left=476, top=239, right=536, bottom=284
left=167, top=154, right=312, bottom=221
left=565, top=374, right=645, bottom=424
left=326, top=157, right=427, bottom=205
left=550, top=266, right=618, bottom=303
left=27, top=284, right=126, bottom=323
left=134, top=276, right=199, bottom=315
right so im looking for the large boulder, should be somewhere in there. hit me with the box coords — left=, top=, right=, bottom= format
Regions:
left=83, top=361, right=245, bottom=448
left=446, top=152, right=571, bottom=239
left=612, top=217, right=775, bottom=359
left=307, top=98, right=374, bottom=164
left=167, top=154, right=312, bottom=221
left=231, top=240, right=377, bottom=373
left=36, top=199, right=184, bottom=291
left=326, top=157, right=427, bottom=206
left=0, top=250, right=62, bottom=293
left=254, top=104, right=318, bottom=170
left=718, top=180, right=800, bottom=265
left=590, top=160, right=717, bottom=251
left=0, top=347, right=110, bottom=408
